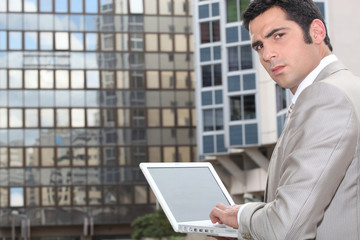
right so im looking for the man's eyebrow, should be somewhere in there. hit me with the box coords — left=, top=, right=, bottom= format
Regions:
left=265, top=27, right=288, bottom=38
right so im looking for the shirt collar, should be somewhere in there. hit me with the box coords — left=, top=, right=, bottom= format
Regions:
left=291, top=54, right=338, bottom=104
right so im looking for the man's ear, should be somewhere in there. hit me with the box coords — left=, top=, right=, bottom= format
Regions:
left=310, top=19, right=326, bottom=44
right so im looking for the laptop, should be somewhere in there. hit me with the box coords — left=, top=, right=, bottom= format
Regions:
left=139, top=162, right=238, bottom=238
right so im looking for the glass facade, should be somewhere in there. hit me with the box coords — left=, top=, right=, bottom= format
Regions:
left=0, top=0, right=195, bottom=235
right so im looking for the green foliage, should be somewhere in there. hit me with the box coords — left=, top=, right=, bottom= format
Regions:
left=131, top=209, right=185, bottom=240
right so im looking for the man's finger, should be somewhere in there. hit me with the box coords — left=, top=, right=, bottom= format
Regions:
left=209, top=206, right=224, bottom=224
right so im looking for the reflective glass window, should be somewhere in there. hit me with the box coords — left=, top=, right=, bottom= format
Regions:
left=24, top=0, right=38, bottom=12
left=40, top=70, right=54, bottom=88
left=24, top=90, right=39, bottom=107
left=88, top=186, right=101, bottom=205
left=86, top=0, right=98, bottom=13
left=24, top=70, right=38, bottom=89
left=115, top=33, right=128, bottom=51
left=55, top=70, right=69, bottom=89
left=71, top=33, right=84, bottom=51
left=134, top=185, right=147, bottom=204
left=86, top=71, right=100, bottom=88
left=25, top=147, right=39, bottom=166
left=88, top=148, right=100, bottom=166
left=0, top=32, right=6, bottom=50
left=40, top=32, right=53, bottom=50
left=57, top=187, right=71, bottom=205
left=24, top=32, right=38, bottom=50
left=71, top=0, right=83, bottom=13
left=160, top=34, right=173, bottom=52
left=41, top=148, right=55, bottom=166
left=9, top=90, right=23, bottom=106
left=73, top=147, right=86, bottom=166
left=70, top=15, right=84, bottom=31
left=0, top=0, right=7, bottom=12
left=73, top=186, right=87, bottom=205
left=119, top=186, right=132, bottom=204
left=9, top=32, right=22, bottom=50
left=0, top=187, right=8, bottom=207
left=25, top=109, right=39, bottom=127
left=9, top=129, right=24, bottom=146
left=10, top=148, right=23, bottom=166
left=9, top=109, right=23, bottom=128
left=175, top=34, right=187, bottom=52
left=40, top=0, right=52, bottom=12
left=55, top=32, right=69, bottom=50
left=26, top=187, right=40, bottom=206
left=55, top=91, right=70, bottom=107
left=0, top=109, right=7, bottom=128
left=145, top=34, right=158, bottom=51
left=115, top=0, right=127, bottom=14
left=72, top=109, right=85, bottom=127
left=104, top=186, right=117, bottom=204
left=41, top=109, right=54, bottom=127
left=71, top=71, right=85, bottom=88
left=162, top=109, right=175, bottom=127
left=9, top=0, right=22, bottom=12
left=56, top=109, right=70, bottom=127
left=87, top=109, right=100, bottom=127
left=42, top=186, right=55, bottom=206
left=57, top=147, right=70, bottom=166
left=10, top=187, right=24, bottom=207
left=86, top=33, right=98, bottom=51
left=55, top=0, right=68, bottom=12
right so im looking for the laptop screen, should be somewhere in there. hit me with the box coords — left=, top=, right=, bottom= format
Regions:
left=147, top=166, right=231, bottom=222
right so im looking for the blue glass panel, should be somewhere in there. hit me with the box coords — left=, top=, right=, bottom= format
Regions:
left=71, top=0, right=83, bottom=13
left=0, top=32, right=6, bottom=50
left=0, top=90, right=7, bottom=106
left=200, top=47, right=211, bottom=62
left=40, top=90, right=55, bottom=107
left=24, top=91, right=39, bottom=107
left=9, top=129, right=24, bottom=146
left=228, top=75, right=241, bottom=92
left=245, top=123, right=258, bottom=145
left=8, top=14, right=23, bottom=30
left=86, top=0, right=98, bottom=13
left=215, top=90, right=222, bottom=104
left=213, top=46, right=221, bottom=60
left=55, top=0, right=68, bottom=12
left=230, top=125, right=243, bottom=146
left=0, top=14, right=6, bottom=30
left=25, top=129, right=40, bottom=146
left=243, top=73, right=256, bottom=90
left=9, top=32, right=22, bottom=50
left=9, top=91, right=23, bottom=107
left=0, top=52, right=7, bottom=68
left=40, top=0, right=53, bottom=12
left=201, top=91, right=212, bottom=106
left=0, top=130, right=8, bottom=146
left=203, top=135, right=214, bottom=154
left=315, top=2, right=325, bottom=17
left=241, top=26, right=250, bottom=41
left=226, top=27, right=238, bottom=43
left=70, top=15, right=85, bottom=31
left=212, top=3, right=219, bottom=16
left=24, top=14, right=38, bottom=30
left=199, top=5, right=209, bottom=19
left=216, top=134, right=227, bottom=153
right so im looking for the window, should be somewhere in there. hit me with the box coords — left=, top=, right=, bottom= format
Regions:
left=203, top=108, right=223, bottom=132
left=230, top=95, right=256, bottom=121
left=200, top=21, right=220, bottom=44
left=228, top=45, right=253, bottom=71
left=276, top=85, right=289, bottom=112
left=202, top=64, right=222, bottom=87
left=131, top=34, right=143, bottom=51
left=227, top=0, right=238, bottom=22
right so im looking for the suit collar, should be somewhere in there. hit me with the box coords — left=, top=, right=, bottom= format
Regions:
left=313, top=60, right=347, bottom=83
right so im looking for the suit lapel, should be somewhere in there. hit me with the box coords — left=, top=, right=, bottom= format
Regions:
left=313, top=60, right=347, bottom=83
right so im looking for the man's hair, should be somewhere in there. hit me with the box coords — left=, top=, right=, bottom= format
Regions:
left=242, top=0, right=333, bottom=51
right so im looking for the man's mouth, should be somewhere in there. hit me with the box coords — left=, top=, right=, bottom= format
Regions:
left=271, top=65, right=285, bottom=76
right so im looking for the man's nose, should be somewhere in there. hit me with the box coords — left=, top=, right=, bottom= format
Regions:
left=262, top=46, right=276, bottom=62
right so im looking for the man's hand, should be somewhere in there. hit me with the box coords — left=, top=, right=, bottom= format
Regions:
left=209, top=203, right=241, bottom=229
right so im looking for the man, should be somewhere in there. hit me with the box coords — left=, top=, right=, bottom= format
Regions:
left=209, top=0, right=360, bottom=239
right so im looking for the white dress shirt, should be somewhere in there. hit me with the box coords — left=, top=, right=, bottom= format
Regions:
left=237, top=54, right=338, bottom=226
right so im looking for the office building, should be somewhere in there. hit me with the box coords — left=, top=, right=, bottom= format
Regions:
left=0, top=0, right=195, bottom=239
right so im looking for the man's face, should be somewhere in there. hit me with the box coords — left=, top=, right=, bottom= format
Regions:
left=249, top=7, right=321, bottom=94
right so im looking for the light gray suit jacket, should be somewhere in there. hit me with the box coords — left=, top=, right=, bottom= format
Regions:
left=238, top=61, right=360, bottom=240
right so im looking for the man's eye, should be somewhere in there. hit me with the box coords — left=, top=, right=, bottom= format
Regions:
left=275, top=33, right=284, bottom=39
left=255, top=44, right=263, bottom=51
